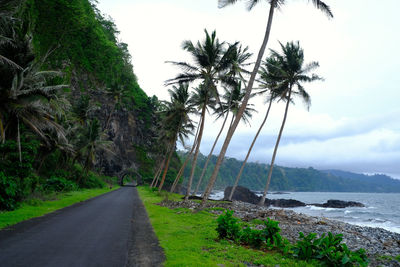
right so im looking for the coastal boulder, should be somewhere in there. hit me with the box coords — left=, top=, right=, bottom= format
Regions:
left=224, top=186, right=260, bottom=204
left=313, top=199, right=365, bottom=208
left=224, top=186, right=306, bottom=207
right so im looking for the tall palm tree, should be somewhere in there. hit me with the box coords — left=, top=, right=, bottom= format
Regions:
left=165, top=30, right=238, bottom=195
left=184, top=83, right=216, bottom=200
left=227, top=57, right=283, bottom=200
left=259, top=41, right=322, bottom=205
left=157, top=83, right=195, bottom=192
left=193, top=44, right=252, bottom=195
left=201, top=0, right=333, bottom=206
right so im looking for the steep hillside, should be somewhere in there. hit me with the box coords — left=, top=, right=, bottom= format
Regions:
left=26, top=0, right=178, bottom=181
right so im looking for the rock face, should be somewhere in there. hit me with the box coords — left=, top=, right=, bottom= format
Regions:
left=70, top=73, right=157, bottom=178
left=224, top=186, right=306, bottom=208
left=313, top=200, right=365, bottom=208
left=224, top=186, right=259, bottom=204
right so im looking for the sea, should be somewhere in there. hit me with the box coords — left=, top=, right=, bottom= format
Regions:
left=208, top=191, right=400, bottom=234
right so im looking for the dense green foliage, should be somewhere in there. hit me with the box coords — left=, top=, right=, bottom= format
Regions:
left=179, top=152, right=400, bottom=192
left=217, top=210, right=369, bottom=266
left=217, top=210, right=284, bottom=249
left=0, top=0, right=162, bottom=210
left=293, top=232, right=368, bottom=266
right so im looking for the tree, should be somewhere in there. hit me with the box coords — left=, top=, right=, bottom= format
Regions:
left=166, top=30, right=239, bottom=196
left=259, top=41, right=322, bottom=205
left=201, top=0, right=333, bottom=206
left=193, top=44, right=252, bottom=195
left=157, top=83, right=195, bottom=192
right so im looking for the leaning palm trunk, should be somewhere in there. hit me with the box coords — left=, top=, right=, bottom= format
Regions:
left=193, top=113, right=230, bottom=195
left=170, top=116, right=202, bottom=193
left=158, top=138, right=177, bottom=192
left=229, top=98, right=273, bottom=200
left=259, top=88, right=292, bottom=206
left=184, top=105, right=206, bottom=200
left=151, top=157, right=165, bottom=188
left=201, top=2, right=276, bottom=206
left=193, top=94, right=234, bottom=195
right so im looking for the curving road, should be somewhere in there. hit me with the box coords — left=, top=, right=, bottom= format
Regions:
left=0, top=187, right=164, bottom=267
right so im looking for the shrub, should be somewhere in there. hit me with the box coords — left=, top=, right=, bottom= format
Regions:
left=43, top=176, right=78, bottom=192
left=293, top=232, right=369, bottom=266
left=79, top=172, right=105, bottom=189
left=216, top=210, right=283, bottom=249
left=0, top=172, right=22, bottom=210
left=216, top=210, right=241, bottom=240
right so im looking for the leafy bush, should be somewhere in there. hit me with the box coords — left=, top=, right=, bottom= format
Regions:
left=216, top=210, right=283, bottom=248
left=216, top=210, right=241, bottom=240
left=0, top=172, right=22, bottom=210
left=43, top=176, right=78, bottom=192
left=79, top=172, right=105, bottom=189
left=293, top=232, right=369, bottom=266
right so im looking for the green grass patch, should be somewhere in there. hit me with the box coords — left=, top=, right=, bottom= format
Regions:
left=0, top=187, right=119, bottom=229
left=137, top=186, right=315, bottom=267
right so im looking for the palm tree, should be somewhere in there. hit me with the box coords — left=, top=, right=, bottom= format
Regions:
left=0, top=62, right=68, bottom=161
left=157, top=83, right=195, bottom=192
left=259, top=41, right=322, bottom=205
left=227, top=57, right=283, bottom=200
left=166, top=29, right=240, bottom=105
left=193, top=45, right=252, bottom=195
left=184, top=83, right=216, bottom=200
left=201, top=0, right=333, bottom=206
left=75, top=118, right=112, bottom=177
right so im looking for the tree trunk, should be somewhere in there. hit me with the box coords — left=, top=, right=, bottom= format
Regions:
left=229, top=98, right=273, bottom=200
left=150, top=157, right=165, bottom=188
left=184, top=104, right=206, bottom=200
left=170, top=116, right=202, bottom=193
left=17, top=117, right=22, bottom=163
left=158, top=139, right=176, bottom=192
left=193, top=113, right=230, bottom=195
left=259, top=88, right=292, bottom=206
left=201, top=1, right=276, bottom=206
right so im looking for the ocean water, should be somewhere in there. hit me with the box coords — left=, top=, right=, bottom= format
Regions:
left=208, top=191, right=400, bottom=234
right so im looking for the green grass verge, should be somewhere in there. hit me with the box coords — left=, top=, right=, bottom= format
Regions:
left=0, top=187, right=119, bottom=229
left=138, top=186, right=316, bottom=267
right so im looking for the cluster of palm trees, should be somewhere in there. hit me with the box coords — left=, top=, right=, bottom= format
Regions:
left=0, top=0, right=112, bottom=180
left=152, top=0, right=333, bottom=207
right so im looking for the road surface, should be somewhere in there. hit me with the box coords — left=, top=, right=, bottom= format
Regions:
left=0, top=186, right=164, bottom=267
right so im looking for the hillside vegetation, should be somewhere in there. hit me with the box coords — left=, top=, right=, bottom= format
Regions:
left=179, top=152, right=400, bottom=193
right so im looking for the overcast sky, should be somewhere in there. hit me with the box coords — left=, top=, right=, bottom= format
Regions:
left=97, top=0, right=400, bottom=178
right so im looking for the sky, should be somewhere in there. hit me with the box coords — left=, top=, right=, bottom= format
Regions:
left=97, top=0, right=400, bottom=178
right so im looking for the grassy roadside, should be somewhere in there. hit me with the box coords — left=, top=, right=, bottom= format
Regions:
left=137, top=186, right=315, bottom=267
left=0, top=186, right=119, bottom=229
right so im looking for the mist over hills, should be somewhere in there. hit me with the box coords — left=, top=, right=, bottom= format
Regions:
left=179, top=152, right=400, bottom=193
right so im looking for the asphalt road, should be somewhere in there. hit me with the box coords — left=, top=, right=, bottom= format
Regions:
left=0, top=186, right=164, bottom=267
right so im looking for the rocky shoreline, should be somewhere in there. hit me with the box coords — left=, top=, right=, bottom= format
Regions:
left=159, top=199, right=400, bottom=267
